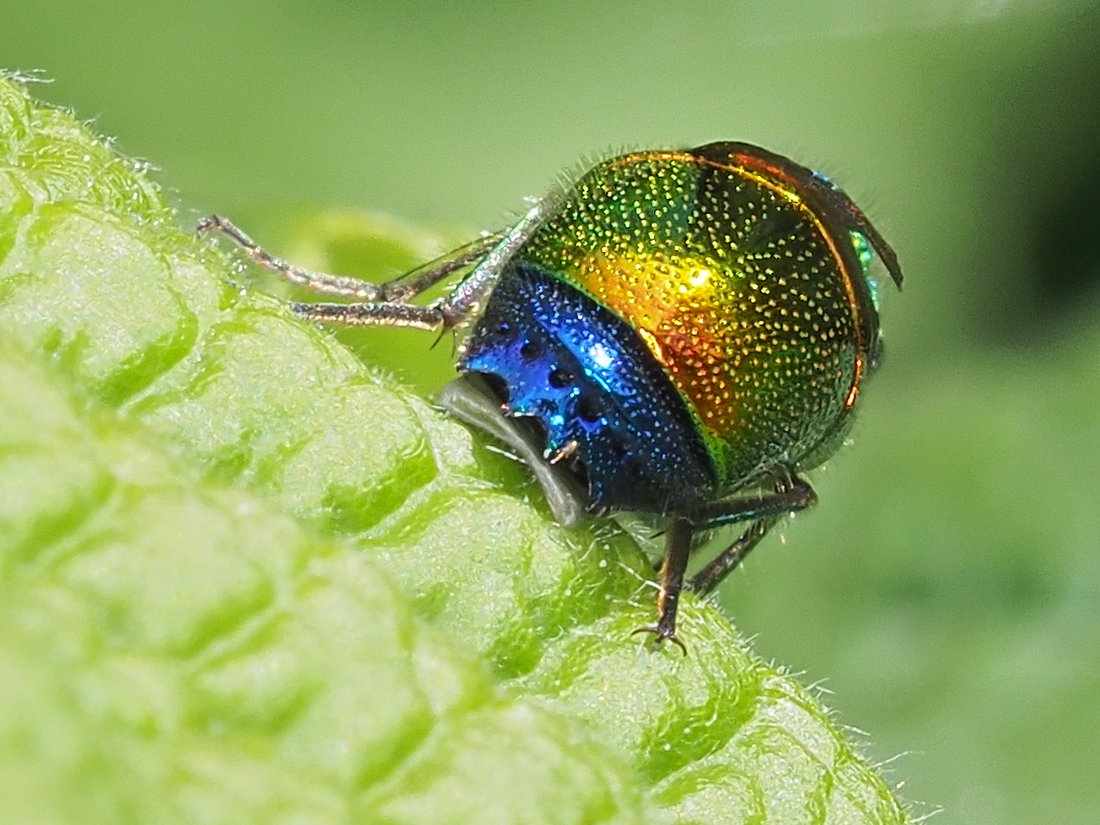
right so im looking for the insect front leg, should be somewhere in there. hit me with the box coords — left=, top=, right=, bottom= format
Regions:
left=199, top=199, right=555, bottom=333
left=197, top=214, right=499, bottom=302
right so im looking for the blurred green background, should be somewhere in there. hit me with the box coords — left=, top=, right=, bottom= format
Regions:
left=5, top=1, right=1099, bottom=822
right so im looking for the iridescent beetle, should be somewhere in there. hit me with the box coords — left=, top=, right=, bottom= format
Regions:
left=199, top=141, right=902, bottom=650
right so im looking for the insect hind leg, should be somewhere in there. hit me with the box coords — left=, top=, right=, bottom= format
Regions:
left=688, top=470, right=817, bottom=595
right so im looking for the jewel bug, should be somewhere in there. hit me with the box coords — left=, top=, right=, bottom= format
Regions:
left=198, top=141, right=902, bottom=650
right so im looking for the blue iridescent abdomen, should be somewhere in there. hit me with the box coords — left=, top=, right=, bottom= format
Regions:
left=459, top=262, right=715, bottom=514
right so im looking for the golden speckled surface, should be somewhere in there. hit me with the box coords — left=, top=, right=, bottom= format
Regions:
left=520, top=146, right=879, bottom=487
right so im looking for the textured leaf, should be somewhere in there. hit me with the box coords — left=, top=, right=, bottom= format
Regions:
left=0, top=74, right=910, bottom=824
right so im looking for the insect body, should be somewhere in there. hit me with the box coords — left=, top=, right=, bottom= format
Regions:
left=199, top=141, right=902, bottom=650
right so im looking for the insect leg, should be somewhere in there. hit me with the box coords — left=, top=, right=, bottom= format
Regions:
left=687, top=518, right=774, bottom=596
left=687, top=471, right=817, bottom=595
left=632, top=516, right=692, bottom=654
left=200, top=197, right=557, bottom=332
left=371, top=233, right=505, bottom=301
left=289, top=300, right=450, bottom=331
left=197, top=214, right=501, bottom=301
left=434, top=199, right=557, bottom=325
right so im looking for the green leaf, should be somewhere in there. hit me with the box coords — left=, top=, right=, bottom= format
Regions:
left=0, top=74, right=910, bottom=824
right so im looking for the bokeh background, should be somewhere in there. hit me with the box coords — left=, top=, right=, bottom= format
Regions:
left=5, top=2, right=1099, bottom=822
